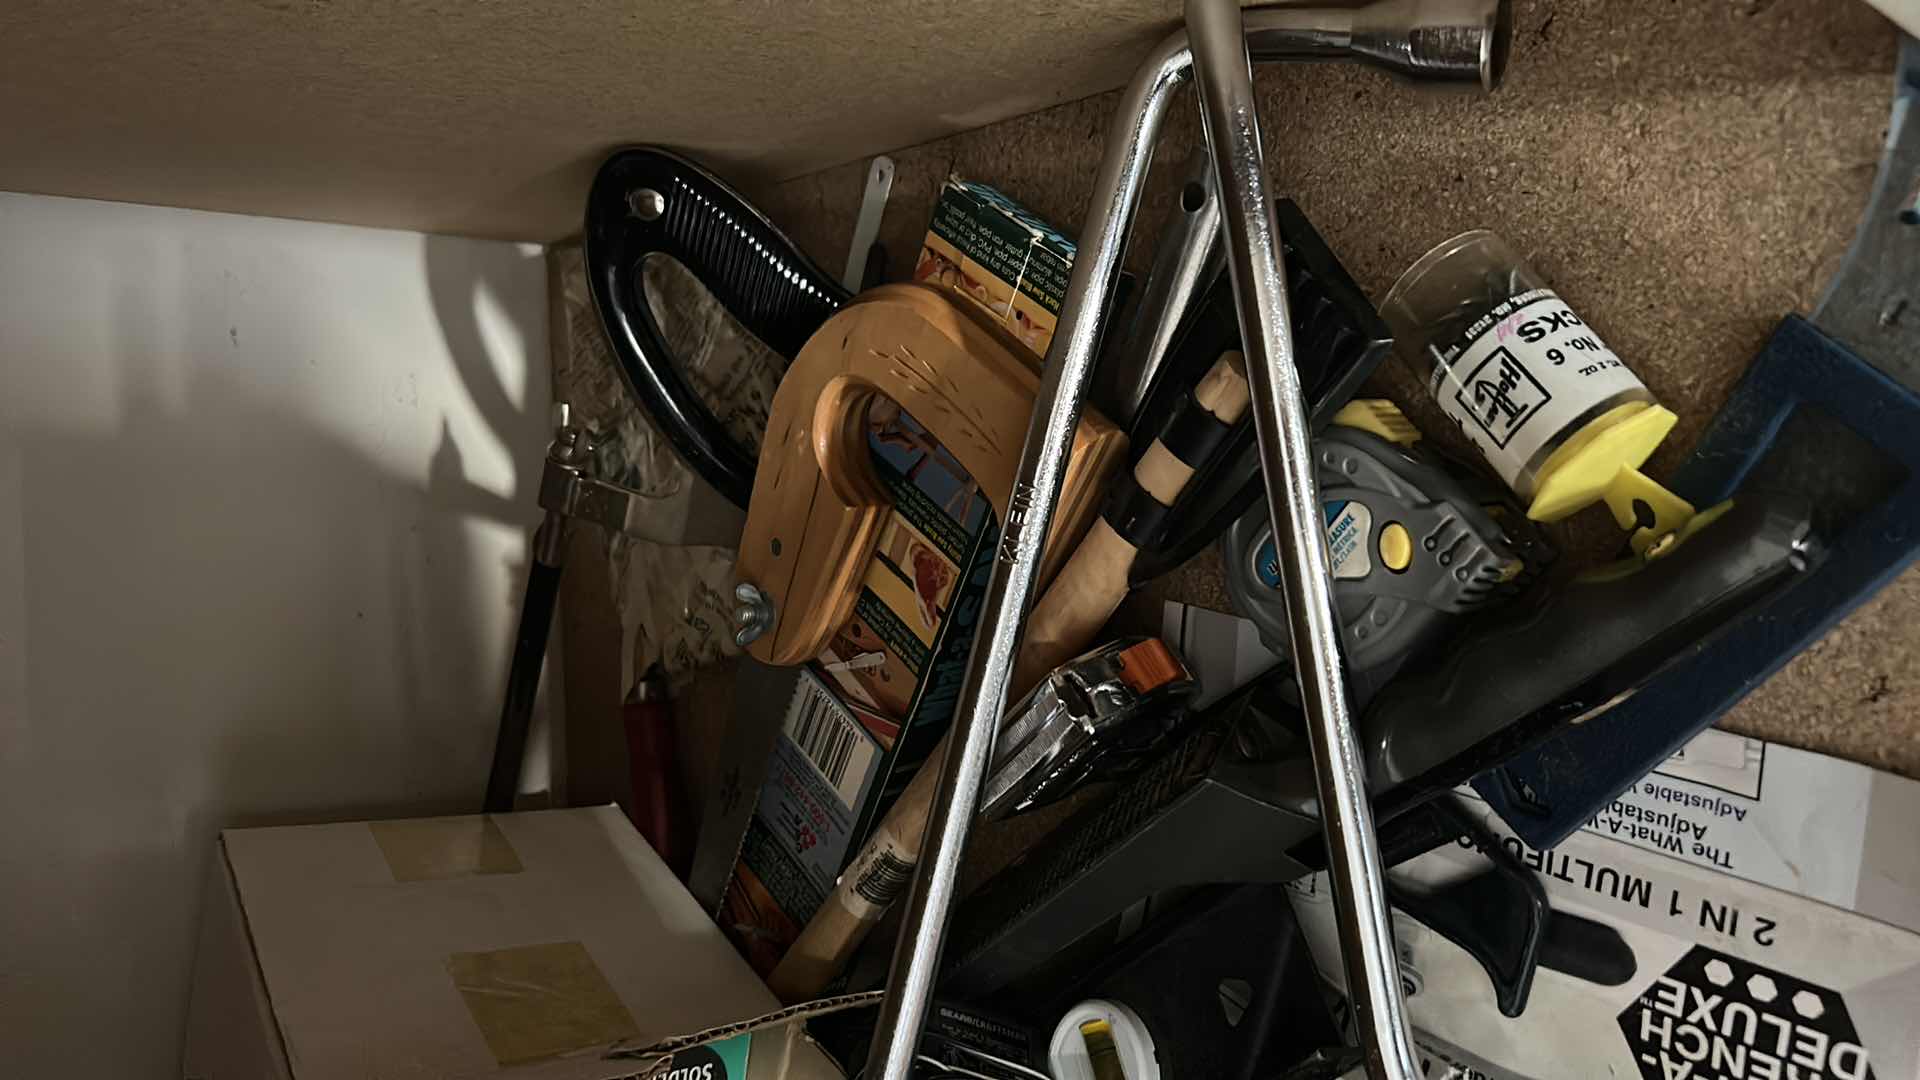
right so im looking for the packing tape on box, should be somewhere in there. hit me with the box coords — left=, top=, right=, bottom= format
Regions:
left=368, top=816, right=524, bottom=882
left=447, top=941, right=642, bottom=1066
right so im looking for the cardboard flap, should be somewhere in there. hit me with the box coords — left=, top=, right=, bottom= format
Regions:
left=608, top=992, right=884, bottom=1069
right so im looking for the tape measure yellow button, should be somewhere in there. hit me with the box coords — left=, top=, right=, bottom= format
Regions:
left=1379, top=521, right=1413, bottom=572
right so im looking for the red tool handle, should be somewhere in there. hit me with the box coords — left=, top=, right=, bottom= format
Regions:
left=622, top=667, right=691, bottom=880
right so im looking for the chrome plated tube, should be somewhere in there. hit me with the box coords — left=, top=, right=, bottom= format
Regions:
left=1189, top=1, right=1420, bottom=1075
left=868, top=6, right=1509, bottom=1079
left=1095, top=146, right=1222, bottom=429
left=1241, top=0, right=1511, bottom=87
left=863, top=29, right=1194, bottom=1080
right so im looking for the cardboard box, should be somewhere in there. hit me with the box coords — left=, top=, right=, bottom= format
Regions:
left=182, top=806, right=843, bottom=1080
left=721, top=407, right=998, bottom=972
left=913, top=176, right=1074, bottom=364
left=1552, top=727, right=1920, bottom=930
left=1160, top=600, right=1920, bottom=1079
left=1288, top=739, right=1920, bottom=1080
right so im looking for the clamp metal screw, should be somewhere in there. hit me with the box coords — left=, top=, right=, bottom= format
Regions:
left=732, top=582, right=774, bottom=647
left=628, top=188, right=665, bottom=221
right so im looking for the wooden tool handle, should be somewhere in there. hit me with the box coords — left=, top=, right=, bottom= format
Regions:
left=765, top=757, right=938, bottom=1000
left=811, top=375, right=894, bottom=509
left=736, top=285, right=1128, bottom=665
left=1014, top=350, right=1248, bottom=690
left=765, top=351, right=1249, bottom=1003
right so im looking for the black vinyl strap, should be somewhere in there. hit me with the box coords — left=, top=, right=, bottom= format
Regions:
left=1102, top=386, right=1237, bottom=550
left=1157, top=391, right=1235, bottom=469
left=1104, top=475, right=1174, bottom=550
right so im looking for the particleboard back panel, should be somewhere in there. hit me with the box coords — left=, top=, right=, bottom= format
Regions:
left=555, top=0, right=1916, bottom=800
left=0, top=0, right=1211, bottom=241
left=750, top=0, right=1920, bottom=780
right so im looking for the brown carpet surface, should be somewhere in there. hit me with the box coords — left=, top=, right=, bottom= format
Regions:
left=753, top=0, right=1917, bottom=777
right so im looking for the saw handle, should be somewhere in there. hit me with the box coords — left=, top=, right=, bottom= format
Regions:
left=812, top=376, right=892, bottom=509
left=584, top=147, right=850, bottom=508
left=736, top=285, right=1128, bottom=665
left=764, top=351, right=1249, bottom=1003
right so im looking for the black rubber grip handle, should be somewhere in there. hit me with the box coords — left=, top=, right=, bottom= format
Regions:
left=584, top=147, right=850, bottom=509
left=1540, top=911, right=1638, bottom=987
left=484, top=558, right=563, bottom=814
left=1363, top=497, right=1814, bottom=805
left=1126, top=200, right=1392, bottom=584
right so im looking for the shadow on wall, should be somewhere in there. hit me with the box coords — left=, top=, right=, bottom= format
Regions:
left=421, top=232, right=561, bottom=803
left=426, top=232, right=550, bottom=513
left=0, top=201, right=548, bottom=1077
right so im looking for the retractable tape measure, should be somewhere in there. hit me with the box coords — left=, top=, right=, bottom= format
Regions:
left=1221, top=400, right=1549, bottom=688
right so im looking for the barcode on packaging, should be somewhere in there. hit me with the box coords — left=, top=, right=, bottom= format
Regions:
left=783, top=672, right=878, bottom=810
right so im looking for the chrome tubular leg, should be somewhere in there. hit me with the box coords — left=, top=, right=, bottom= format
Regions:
left=867, top=7, right=1509, bottom=1077
left=1188, top=0, right=1424, bottom=1075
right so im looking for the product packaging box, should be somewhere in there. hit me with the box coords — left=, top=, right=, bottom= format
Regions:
left=1158, top=599, right=1920, bottom=1080
left=1289, top=729, right=1920, bottom=1080
left=913, top=176, right=1074, bottom=364
left=720, top=407, right=998, bottom=973
left=719, top=184, right=1114, bottom=970
left=182, top=806, right=843, bottom=1080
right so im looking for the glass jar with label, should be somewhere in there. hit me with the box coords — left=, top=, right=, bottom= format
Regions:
left=1379, top=230, right=1676, bottom=521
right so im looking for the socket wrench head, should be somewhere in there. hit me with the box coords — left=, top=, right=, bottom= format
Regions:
left=1348, top=0, right=1513, bottom=91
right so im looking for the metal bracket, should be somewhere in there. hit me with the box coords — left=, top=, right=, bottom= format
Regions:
left=843, top=155, right=896, bottom=292
left=536, top=424, right=657, bottom=542
left=1812, top=34, right=1920, bottom=391
left=1478, top=35, right=1920, bottom=850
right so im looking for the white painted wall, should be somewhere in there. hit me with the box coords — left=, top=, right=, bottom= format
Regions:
left=0, top=193, right=552, bottom=1076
